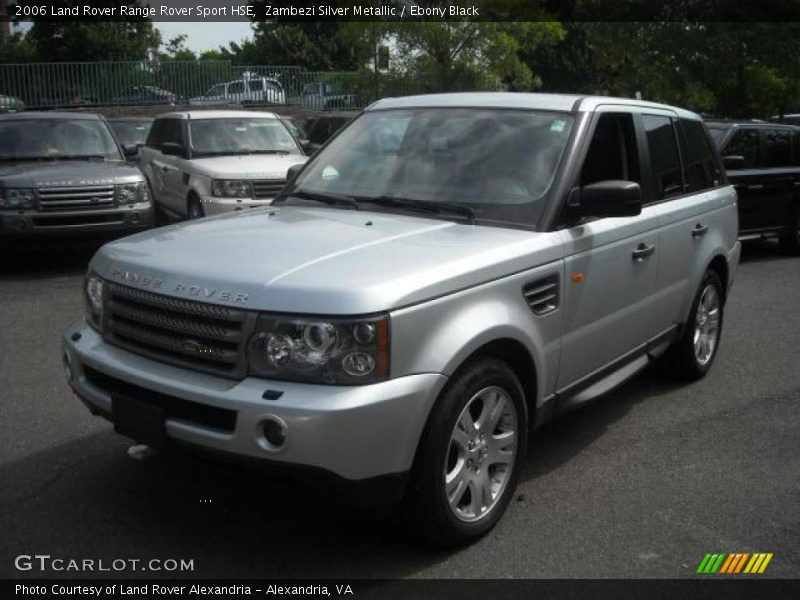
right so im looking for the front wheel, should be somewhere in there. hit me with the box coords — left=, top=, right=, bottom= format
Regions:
left=404, top=358, right=527, bottom=547
left=187, top=196, right=205, bottom=220
left=667, top=270, right=724, bottom=381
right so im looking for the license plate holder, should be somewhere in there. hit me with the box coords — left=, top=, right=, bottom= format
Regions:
left=112, top=393, right=166, bottom=449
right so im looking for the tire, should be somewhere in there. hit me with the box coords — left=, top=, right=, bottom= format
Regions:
left=778, top=210, right=800, bottom=256
left=667, top=270, right=725, bottom=381
left=187, top=195, right=205, bottom=220
left=403, top=358, right=528, bottom=547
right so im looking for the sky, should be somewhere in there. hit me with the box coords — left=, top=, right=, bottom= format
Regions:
left=10, top=21, right=254, bottom=54
left=156, top=22, right=253, bottom=52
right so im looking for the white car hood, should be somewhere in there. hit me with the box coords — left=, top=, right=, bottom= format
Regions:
left=189, top=154, right=307, bottom=179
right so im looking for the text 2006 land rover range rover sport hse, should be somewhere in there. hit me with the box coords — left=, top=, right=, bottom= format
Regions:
left=63, top=93, right=740, bottom=545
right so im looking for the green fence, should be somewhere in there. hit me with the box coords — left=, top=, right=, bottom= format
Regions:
left=0, top=60, right=502, bottom=111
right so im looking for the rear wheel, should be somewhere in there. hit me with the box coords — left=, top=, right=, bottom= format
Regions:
left=667, top=270, right=724, bottom=381
left=778, top=210, right=800, bottom=255
left=404, top=358, right=527, bottom=547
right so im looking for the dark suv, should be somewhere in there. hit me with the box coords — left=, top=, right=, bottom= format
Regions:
left=706, top=120, right=800, bottom=253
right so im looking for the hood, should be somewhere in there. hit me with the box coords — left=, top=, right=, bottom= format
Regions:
left=91, top=206, right=561, bottom=314
left=0, top=160, right=144, bottom=188
left=189, top=154, right=307, bottom=179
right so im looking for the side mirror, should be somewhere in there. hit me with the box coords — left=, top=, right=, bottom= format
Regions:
left=722, top=155, right=745, bottom=170
left=122, top=144, right=140, bottom=159
left=286, top=162, right=305, bottom=182
left=300, top=140, right=320, bottom=156
left=160, top=142, right=186, bottom=157
left=571, top=180, right=642, bottom=219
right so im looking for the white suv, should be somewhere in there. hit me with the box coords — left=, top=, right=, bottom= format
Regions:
left=139, top=110, right=307, bottom=219
left=189, top=76, right=286, bottom=106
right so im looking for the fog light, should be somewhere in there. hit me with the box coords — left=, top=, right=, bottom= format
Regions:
left=260, top=416, right=288, bottom=450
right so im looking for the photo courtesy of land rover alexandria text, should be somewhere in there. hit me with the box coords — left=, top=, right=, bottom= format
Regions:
left=63, top=93, right=740, bottom=546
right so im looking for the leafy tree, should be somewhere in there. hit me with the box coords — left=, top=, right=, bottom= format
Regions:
left=160, top=34, right=196, bottom=61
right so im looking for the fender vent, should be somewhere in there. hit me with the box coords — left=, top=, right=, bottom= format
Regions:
left=523, top=276, right=559, bottom=316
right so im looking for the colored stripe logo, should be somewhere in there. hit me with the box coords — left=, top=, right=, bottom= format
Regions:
left=696, top=553, right=773, bottom=574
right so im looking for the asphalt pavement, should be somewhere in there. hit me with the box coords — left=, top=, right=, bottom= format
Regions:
left=0, top=237, right=798, bottom=579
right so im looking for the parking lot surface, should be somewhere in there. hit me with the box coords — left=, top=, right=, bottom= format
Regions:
left=1, top=238, right=798, bottom=579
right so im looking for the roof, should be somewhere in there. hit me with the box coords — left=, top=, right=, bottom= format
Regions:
left=705, top=119, right=797, bottom=129
left=155, top=110, right=279, bottom=120
left=0, top=111, right=103, bottom=120
left=368, top=92, right=702, bottom=119
left=107, top=116, right=154, bottom=122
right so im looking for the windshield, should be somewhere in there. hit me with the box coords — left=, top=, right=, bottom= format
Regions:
left=0, top=119, right=122, bottom=160
left=707, top=126, right=730, bottom=147
left=189, top=118, right=302, bottom=157
left=110, top=121, right=152, bottom=146
left=290, top=108, right=575, bottom=228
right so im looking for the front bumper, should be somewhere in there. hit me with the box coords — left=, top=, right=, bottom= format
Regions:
left=200, top=196, right=276, bottom=216
left=0, top=203, right=153, bottom=238
left=63, top=319, right=445, bottom=490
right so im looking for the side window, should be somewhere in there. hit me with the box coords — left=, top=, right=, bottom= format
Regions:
left=677, top=119, right=720, bottom=192
left=724, top=128, right=759, bottom=168
left=160, top=119, right=184, bottom=148
left=795, top=130, right=800, bottom=166
left=642, top=115, right=683, bottom=199
left=145, top=119, right=164, bottom=149
left=580, top=113, right=641, bottom=187
left=761, top=128, right=792, bottom=167
left=248, top=80, right=264, bottom=92
left=228, top=81, right=244, bottom=94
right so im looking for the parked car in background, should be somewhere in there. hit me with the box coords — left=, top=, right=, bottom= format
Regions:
left=771, top=113, right=800, bottom=126
left=65, top=93, right=740, bottom=546
left=706, top=120, right=800, bottom=253
left=139, top=110, right=306, bottom=220
left=0, top=94, right=26, bottom=113
left=0, top=112, right=153, bottom=240
left=304, top=112, right=357, bottom=150
left=111, top=86, right=178, bottom=106
left=297, top=81, right=360, bottom=111
left=108, top=117, right=154, bottom=161
left=189, top=75, right=286, bottom=107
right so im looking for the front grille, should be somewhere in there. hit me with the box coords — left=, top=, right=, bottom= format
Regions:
left=83, top=365, right=237, bottom=433
left=105, top=283, right=254, bottom=379
left=38, top=185, right=116, bottom=211
left=252, top=179, right=286, bottom=199
left=32, top=213, right=124, bottom=227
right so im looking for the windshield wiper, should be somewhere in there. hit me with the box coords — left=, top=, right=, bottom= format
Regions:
left=355, top=195, right=476, bottom=223
left=241, top=149, right=291, bottom=155
left=0, top=154, right=107, bottom=162
left=282, top=189, right=360, bottom=210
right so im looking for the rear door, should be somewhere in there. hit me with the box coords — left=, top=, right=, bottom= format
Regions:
left=653, top=116, right=730, bottom=330
left=557, top=107, right=661, bottom=393
left=722, top=126, right=771, bottom=233
left=156, top=118, right=188, bottom=215
left=756, top=127, right=796, bottom=230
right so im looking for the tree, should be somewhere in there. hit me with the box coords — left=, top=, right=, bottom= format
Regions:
left=20, top=0, right=160, bottom=62
left=160, top=34, right=196, bottom=61
left=390, top=21, right=564, bottom=93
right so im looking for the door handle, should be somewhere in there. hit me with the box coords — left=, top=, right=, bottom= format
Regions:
left=746, top=184, right=764, bottom=191
left=632, top=243, right=656, bottom=262
left=692, top=223, right=709, bottom=238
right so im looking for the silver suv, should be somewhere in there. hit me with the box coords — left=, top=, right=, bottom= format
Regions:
left=63, top=93, right=740, bottom=546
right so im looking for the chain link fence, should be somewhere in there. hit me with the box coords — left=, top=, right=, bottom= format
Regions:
left=0, top=60, right=504, bottom=112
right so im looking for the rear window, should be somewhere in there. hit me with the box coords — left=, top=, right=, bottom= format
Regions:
left=642, top=115, right=683, bottom=199
left=677, top=119, right=720, bottom=192
left=761, top=128, right=793, bottom=167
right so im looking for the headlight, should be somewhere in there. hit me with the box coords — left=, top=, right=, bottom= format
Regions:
left=0, top=188, right=35, bottom=209
left=115, top=182, right=149, bottom=204
left=84, top=274, right=105, bottom=332
left=247, top=314, right=390, bottom=385
left=211, top=179, right=253, bottom=198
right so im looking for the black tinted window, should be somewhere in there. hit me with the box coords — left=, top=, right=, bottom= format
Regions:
left=761, top=129, right=792, bottom=167
left=678, top=119, right=719, bottom=192
left=161, top=119, right=184, bottom=147
left=724, top=129, right=758, bottom=168
left=581, top=113, right=640, bottom=187
left=145, top=119, right=164, bottom=148
left=643, top=115, right=683, bottom=199
left=228, top=81, right=244, bottom=94
left=248, top=80, right=263, bottom=92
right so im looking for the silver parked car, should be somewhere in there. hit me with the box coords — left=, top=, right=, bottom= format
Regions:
left=63, top=93, right=740, bottom=545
